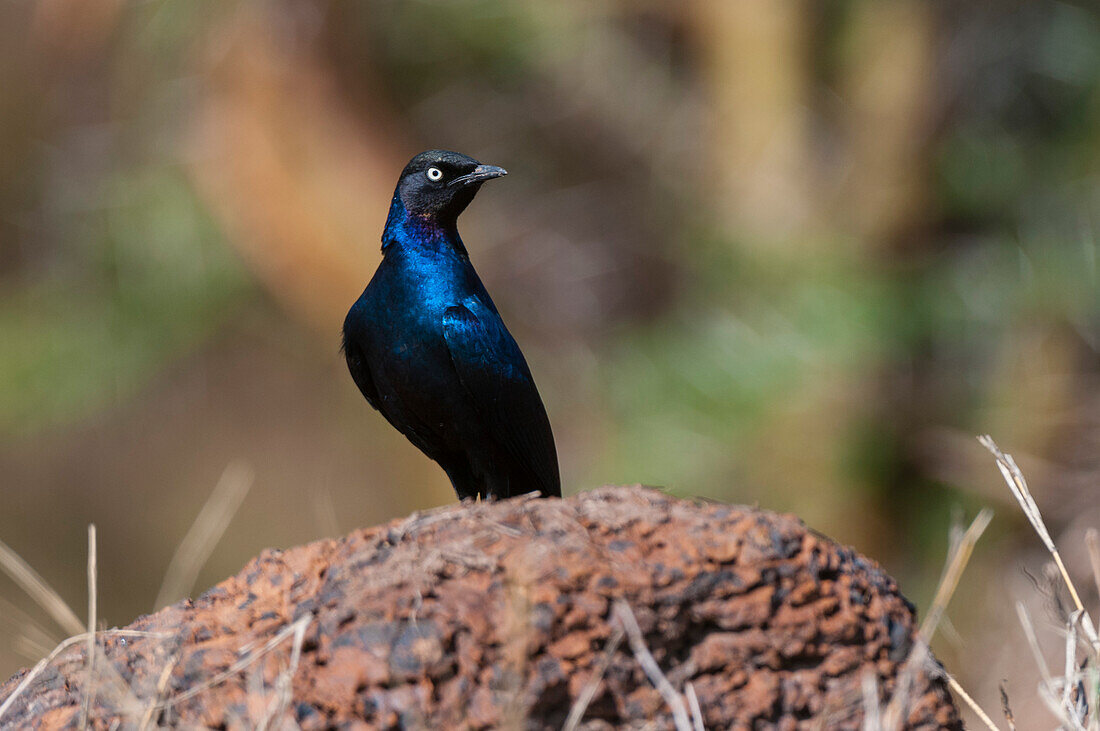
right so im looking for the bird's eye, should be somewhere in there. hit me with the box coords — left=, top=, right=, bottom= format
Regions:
left=426, top=167, right=444, bottom=182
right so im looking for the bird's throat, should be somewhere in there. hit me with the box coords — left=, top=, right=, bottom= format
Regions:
left=382, top=196, right=465, bottom=257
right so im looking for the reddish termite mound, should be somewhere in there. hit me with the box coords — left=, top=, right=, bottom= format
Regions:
left=0, top=486, right=959, bottom=729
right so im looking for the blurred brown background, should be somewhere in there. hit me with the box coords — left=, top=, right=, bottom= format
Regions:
left=2, top=0, right=1100, bottom=726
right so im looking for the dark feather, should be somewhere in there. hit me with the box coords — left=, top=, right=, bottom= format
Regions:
left=442, top=301, right=560, bottom=497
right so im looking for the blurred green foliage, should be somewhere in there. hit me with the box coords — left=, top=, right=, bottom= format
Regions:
left=0, top=168, right=248, bottom=433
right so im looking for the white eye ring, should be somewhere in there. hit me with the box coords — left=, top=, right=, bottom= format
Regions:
left=426, top=167, right=443, bottom=182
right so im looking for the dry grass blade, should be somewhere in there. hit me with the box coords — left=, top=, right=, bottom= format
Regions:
left=977, top=436, right=1054, bottom=549
left=11, top=633, right=53, bottom=663
left=138, top=656, right=178, bottom=731
left=1016, top=601, right=1054, bottom=686
left=0, top=630, right=165, bottom=724
left=0, top=653, right=52, bottom=723
left=881, top=642, right=921, bottom=731
left=0, top=536, right=85, bottom=637
left=256, top=615, right=309, bottom=731
left=562, top=626, right=624, bottom=731
left=861, top=671, right=881, bottom=731
left=946, top=674, right=1000, bottom=731
left=0, top=596, right=60, bottom=657
left=1016, top=601, right=1080, bottom=727
left=884, top=508, right=996, bottom=730
left=612, top=601, right=692, bottom=731
left=980, top=435, right=1100, bottom=729
left=1064, top=612, right=1083, bottom=721
left=919, top=508, right=993, bottom=641
left=79, top=524, right=97, bottom=729
left=685, top=682, right=705, bottom=731
left=978, top=435, right=1098, bottom=649
left=154, top=460, right=254, bottom=610
left=160, top=614, right=311, bottom=708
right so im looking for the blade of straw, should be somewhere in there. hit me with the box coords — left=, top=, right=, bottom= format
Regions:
left=0, top=538, right=85, bottom=637
left=885, top=508, right=995, bottom=730
left=563, top=627, right=624, bottom=731
left=613, top=601, right=693, bottom=731
left=154, top=461, right=253, bottom=610
left=0, top=630, right=163, bottom=724
left=79, top=524, right=97, bottom=728
left=978, top=436, right=1098, bottom=649
left=946, top=674, right=1000, bottom=731
left=1017, top=601, right=1079, bottom=727
left=919, top=508, right=993, bottom=640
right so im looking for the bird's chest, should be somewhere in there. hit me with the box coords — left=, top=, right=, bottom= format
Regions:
left=365, top=260, right=466, bottom=361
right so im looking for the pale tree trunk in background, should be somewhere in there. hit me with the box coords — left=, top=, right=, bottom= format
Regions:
left=689, top=0, right=936, bottom=246
left=689, top=0, right=814, bottom=246
left=685, top=1, right=940, bottom=548
left=688, top=0, right=854, bottom=540
left=835, top=0, right=935, bottom=245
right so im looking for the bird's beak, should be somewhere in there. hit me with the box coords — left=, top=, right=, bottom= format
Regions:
left=449, top=164, right=508, bottom=187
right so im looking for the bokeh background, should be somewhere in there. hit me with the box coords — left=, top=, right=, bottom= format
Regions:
left=2, top=0, right=1100, bottom=725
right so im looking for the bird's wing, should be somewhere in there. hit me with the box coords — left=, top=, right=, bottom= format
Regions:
left=442, top=300, right=560, bottom=497
left=344, top=328, right=445, bottom=464
left=342, top=333, right=382, bottom=411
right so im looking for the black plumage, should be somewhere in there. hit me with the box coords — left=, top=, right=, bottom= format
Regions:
left=342, top=150, right=560, bottom=500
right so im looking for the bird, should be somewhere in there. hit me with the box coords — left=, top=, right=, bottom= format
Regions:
left=342, top=150, right=561, bottom=500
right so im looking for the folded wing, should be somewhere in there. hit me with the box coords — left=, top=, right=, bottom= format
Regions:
left=442, top=300, right=561, bottom=497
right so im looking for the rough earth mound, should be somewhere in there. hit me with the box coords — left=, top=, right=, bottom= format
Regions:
left=0, top=487, right=960, bottom=729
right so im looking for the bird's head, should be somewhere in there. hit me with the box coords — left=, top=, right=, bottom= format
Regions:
left=392, top=150, right=507, bottom=228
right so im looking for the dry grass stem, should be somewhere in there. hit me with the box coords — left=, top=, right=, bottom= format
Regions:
left=1014, top=602, right=1051, bottom=683
left=884, top=508, right=995, bottom=730
left=562, top=626, right=624, bottom=731
left=79, top=524, right=97, bottom=729
left=946, top=674, right=1000, bottom=731
left=137, top=656, right=178, bottom=731
left=0, top=596, right=59, bottom=661
left=978, top=435, right=1098, bottom=649
left=978, top=436, right=1100, bottom=729
left=11, top=633, right=53, bottom=663
left=0, top=536, right=85, bottom=637
left=0, top=630, right=165, bottom=724
left=977, top=436, right=1054, bottom=549
left=154, top=460, right=254, bottom=610
left=160, top=614, right=311, bottom=709
left=1016, top=601, right=1082, bottom=726
left=1063, top=612, right=1081, bottom=718
left=256, top=615, right=309, bottom=731
left=919, top=508, right=993, bottom=641
left=0, top=653, right=53, bottom=722
left=686, top=681, right=705, bottom=731
left=612, top=600, right=694, bottom=731
left=861, top=672, right=881, bottom=731
left=881, top=641, right=922, bottom=730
